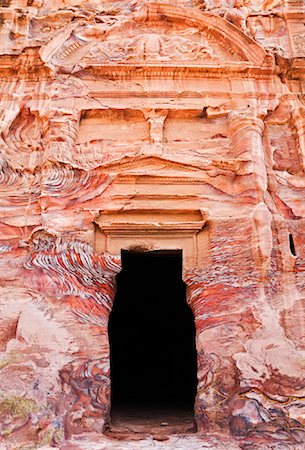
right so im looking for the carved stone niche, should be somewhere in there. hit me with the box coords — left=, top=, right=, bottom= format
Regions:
left=94, top=208, right=208, bottom=270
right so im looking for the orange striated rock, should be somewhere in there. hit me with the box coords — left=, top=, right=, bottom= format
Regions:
left=0, top=0, right=305, bottom=448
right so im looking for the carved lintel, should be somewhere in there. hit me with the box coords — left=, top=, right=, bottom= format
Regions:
left=95, top=208, right=207, bottom=235
left=95, top=208, right=208, bottom=271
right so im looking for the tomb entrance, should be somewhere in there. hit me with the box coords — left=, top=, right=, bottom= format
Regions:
left=108, top=249, right=197, bottom=433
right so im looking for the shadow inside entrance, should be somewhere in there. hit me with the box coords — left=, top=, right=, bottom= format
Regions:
left=108, top=250, right=197, bottom=435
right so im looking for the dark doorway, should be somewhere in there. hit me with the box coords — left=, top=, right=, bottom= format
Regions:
left=108, top=249, right=197, bottom=429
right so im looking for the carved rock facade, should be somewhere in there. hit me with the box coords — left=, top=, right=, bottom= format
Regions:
left=0, top=0, right=305, bottom=447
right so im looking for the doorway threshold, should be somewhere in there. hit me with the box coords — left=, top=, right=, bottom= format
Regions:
left=106, top=405, right=196, bottom=441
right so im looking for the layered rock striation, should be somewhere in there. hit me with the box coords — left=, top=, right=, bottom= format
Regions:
left=0, top=0, right=305, bottom=447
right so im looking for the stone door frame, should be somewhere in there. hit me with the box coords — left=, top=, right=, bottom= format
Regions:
left=93, top=209, right=209, bottom=428
left=94, top=208, right=208, bottom=272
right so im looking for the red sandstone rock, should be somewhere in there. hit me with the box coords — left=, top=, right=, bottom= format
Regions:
left=0, top=0, right=305, bottom=448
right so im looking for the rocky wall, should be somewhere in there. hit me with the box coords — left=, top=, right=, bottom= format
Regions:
left=0, top=0, right=305, bottom=448
left=0, top=219, right=305, bottom=447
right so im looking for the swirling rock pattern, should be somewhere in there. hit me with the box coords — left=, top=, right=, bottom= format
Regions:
left=0, top=107, right=48, bottom=170
left=24, top=236, right=121, bottom=324
left=0, top=0, right=305, bottom=448
left=19, top=236, right=121, bottom=437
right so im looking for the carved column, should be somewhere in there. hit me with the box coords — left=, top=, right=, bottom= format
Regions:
left=292, top=107, right=305, bottom=172
left=252, top=202, right=273, bottom=279
left=284, top=0, right=305, bottom=58
left=228, top=111, right=267, bottom=199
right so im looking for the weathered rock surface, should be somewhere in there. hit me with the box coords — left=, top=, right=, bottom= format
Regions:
left=0, top=0, right=305, bottom=447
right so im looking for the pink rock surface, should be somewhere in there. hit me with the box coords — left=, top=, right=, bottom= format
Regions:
left=0, top=0, right=305, bottom=448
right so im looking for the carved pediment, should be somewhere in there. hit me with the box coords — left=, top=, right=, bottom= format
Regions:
left=100, top=155, right=205, bottom=181
left=40, top=2, right=272, bottom=74
left=85, top=33, right=217, bottom=65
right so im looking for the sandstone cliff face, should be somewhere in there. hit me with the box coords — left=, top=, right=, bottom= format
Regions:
left=0, top=0, right=305, bottom=447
